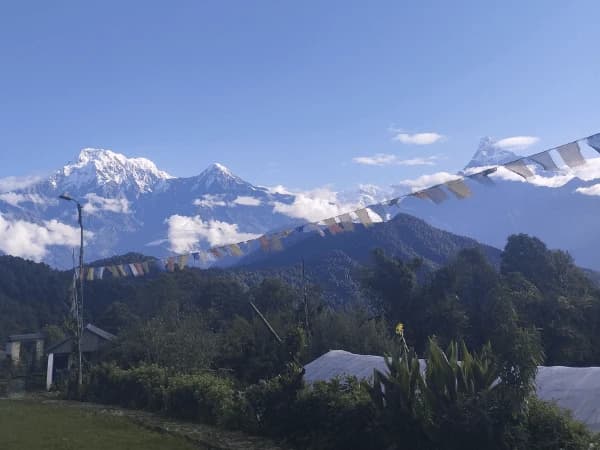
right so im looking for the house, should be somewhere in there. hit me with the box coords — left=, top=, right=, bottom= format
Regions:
left=5, top=332, right=45, bottom=367
left=46, top=324, right=116, bottom=390
left=304, top=350, right=600, bottom=432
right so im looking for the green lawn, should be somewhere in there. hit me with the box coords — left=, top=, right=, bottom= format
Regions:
left=0, top=400, right=199, bottom=450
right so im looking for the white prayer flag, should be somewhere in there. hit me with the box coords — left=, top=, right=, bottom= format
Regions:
left=556, top=142, right=585, bottom=168
left=422, top=186, right=448, bottom=204
left=355, top=208, right=373, bottom=226
left=338, top=213, right=354, bottom=231
left=530, top=151, right=558, bottom=171
left=504, top=160, right=534, bottom=178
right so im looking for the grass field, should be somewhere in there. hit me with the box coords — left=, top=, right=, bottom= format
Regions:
left=0, top=400, right=199, bottom=450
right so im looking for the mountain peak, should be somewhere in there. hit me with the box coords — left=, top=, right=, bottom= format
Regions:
left=51, top=148, right=173, bottom=195
left=465, top=137, right=519, bottom=169
left=192, top=162, right=249, bottom=192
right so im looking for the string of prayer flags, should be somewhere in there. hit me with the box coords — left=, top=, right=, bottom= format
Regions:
left=588, top=134, right=600, bottom=153
left=79, top=131, right=600, bottom=283
left=355, top=208, right=373, bottom=226
left=530, top=151, right=559, bottom=171
left=504, top=160, right=534, bottom=179
left=556, top=142, right=585, bottom=168
left=445, top=179, right=471, bottom=199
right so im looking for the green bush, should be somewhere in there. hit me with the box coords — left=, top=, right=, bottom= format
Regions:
left=526, top=396, right=599, bottom=449
left=163, top=372, right=238, bottom=427
left=86, top=363, right=167, bottom=411
left=290, top=377, right=381, bottom=450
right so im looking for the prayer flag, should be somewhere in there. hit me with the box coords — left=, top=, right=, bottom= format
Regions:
left=422, top=186, right=448, bottom=204
left=166, top=257, right=175, bottom=272
left=229, top=243, right=243, bottom=256
left=177, top=254, right=189, bottom=270
left=117, top=265, right=128, bottom=277
left=557, top=142, right=585, bottom=168
left=504, top=160, right=534, bottom=178
left=338, top=213, right=354, bottom=231
left=107, top=265, right=120, bottom=278
left=86, top=267, right=94, bottom=281
left=259, top=236, right=270, bottom=251
left=355, top=208, right=373, bottom=226
left=530, top=151, right=558, bottom=171
left=587, top=134, right=600, bottom=153
left=128, top=263, right=139, bottom=277
left=323, top=218, right=343, bottom=234
left=135, top=263, right=145, bottom=275
left=468, top=167, right=496, bottom=186
left=445, top=179, right=471, bottom=199
left=210, top=247, right=222, bottom=258
left=94, top=266, right=105, bottom=280
left=271, top=236, right=283, bottom=251
left=142, top=261, right=150, bottom=274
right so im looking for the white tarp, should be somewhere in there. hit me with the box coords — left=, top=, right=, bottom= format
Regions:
left=304, top=350, right=600, bottom=431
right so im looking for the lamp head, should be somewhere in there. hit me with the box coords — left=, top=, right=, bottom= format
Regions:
left=59, top=193, right=74, bottom=202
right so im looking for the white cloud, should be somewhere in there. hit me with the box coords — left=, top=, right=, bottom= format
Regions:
left=576, top=184, right=600, bottom=196
left=82, top=193, right=130, bottom=214
left=495, top=136, right=539, bottom=150
left=233, top=196, right=262, bottom=206
left=193, top=194, right=228, bottom=208
left=0, top=213, right=91, bottom=261
left=353, top=153, right=438, bottom=166
left=394, top=172, right=458, bottom=192
left=0, top=175, right=42, bottom=193
left=166, top=214, right=260, bottom=253
left=392, top=131, right=444, bottom=145
left=0, top=192, right=47, bottom=207
left=272, top=187, right=361, bottom=222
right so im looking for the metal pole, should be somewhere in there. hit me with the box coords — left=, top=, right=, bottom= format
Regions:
left=77, top=202, right=83, bottom=387
left=60, top=194, right=84, bottom=387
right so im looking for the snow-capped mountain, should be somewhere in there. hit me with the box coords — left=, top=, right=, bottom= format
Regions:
left=400, top=136, right=600, bottom=270
left=3, top=137, right=600, bottom=271
left=0, top=149, right=339, bottom=267
left=464, top=137, right=520, bottom=169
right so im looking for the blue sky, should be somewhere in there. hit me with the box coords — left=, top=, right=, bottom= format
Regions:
left=1, top=1, right=599, bottom=190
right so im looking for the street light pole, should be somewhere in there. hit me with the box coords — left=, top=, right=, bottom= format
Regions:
left=59, top=193, right=84, bottom=387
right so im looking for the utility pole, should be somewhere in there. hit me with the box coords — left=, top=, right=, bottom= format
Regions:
left=59, top=194, right=84, bottom=387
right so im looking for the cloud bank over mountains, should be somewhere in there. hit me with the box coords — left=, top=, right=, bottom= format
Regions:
left=2, top=135, right=600, bottom=269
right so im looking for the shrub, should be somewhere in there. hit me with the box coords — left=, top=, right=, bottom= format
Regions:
left=290, top=377, right=381, bottom=450
left=85, top=363, right=167, bottom=410
left=526, top=396, right=599, bottom=449
left=163, top=372, right=238, bottom=427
